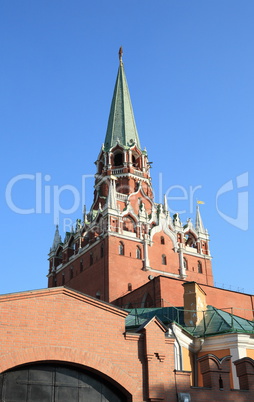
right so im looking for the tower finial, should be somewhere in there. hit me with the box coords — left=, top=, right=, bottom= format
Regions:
left=118, top=46, right=123, bottom=63
left=104, top=46, right=140, bottom=151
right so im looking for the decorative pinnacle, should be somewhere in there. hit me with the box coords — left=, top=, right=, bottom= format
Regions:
left=118, top=46, right=123, bottom=63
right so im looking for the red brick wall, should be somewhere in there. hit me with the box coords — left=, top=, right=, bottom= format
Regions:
left=181, top=254, right=213, bottom=286
left=201, top=284, right=254, bottom=320
left=0, top=287, right=253, bottom=402
left=49, top=238, right=109, bottom=301
left=0, top=288, right=142, bottom=400
left=108, top=236, right=148, bottom=301
left=149, top=232, right=180, bottom=275
left=114, top=276, right=254, bottom=320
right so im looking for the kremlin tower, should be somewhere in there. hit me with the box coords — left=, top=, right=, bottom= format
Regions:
left=48, top=49, right=213, bottom=305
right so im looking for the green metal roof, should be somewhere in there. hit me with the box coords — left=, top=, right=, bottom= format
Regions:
left=125, top=307, right=184, bottom=329
left=104, top=60, right=140, bottom=151
left=184, top=306, right=254, bottom=337
left=125, top=306, right=254, bottom=338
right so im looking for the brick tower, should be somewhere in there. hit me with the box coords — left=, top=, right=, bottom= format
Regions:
left=48, top=49, right=213, bottom=303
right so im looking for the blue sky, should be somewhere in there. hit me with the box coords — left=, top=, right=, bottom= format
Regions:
left=1, top=1, right=253, bottom=297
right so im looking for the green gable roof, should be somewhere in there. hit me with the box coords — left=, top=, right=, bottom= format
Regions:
left=125, top=306, right=254, bottom=338
left=104, top=60, right=140, bottom=151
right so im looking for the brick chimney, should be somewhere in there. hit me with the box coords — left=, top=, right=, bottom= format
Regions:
left=182, top=282, right=207, bottom=327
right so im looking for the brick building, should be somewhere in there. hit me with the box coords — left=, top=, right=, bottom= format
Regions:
left=0, top=50, right=253, bottom=401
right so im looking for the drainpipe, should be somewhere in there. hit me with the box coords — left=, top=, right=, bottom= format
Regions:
left=170, top=324, right=183, bottom=371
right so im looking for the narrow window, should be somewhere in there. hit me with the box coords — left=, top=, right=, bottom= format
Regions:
left=183, top=257, right=188, bottom=270
left=96, top=291, right=101, bottom=300
left=162, top=254, right=167, bottom=265
left=101, top=243, right=104, bottom=258
left=119, top=242, right=124, bottom=256
left=128, top=283, right=132, bottom=291
left=90, top=252, right=93, bottom=266
left=136, top=246, right=141, bottom=259
left=161, top=236, right=165, bottom=245
left=198, top=261, right=203, bottom=273
left=62, top=274, right=65, bottom=285
left=70, top=267, right=73, bottom=279
left=80, top=259, right=83, bottom=272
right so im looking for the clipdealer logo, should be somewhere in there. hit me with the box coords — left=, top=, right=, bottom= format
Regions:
left=215, top=172, right=248, bottom=231
left=4, top=172, right=249, bottom=231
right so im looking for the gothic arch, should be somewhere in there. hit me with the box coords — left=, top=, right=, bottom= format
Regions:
left=122, top=213, right=138, bottom=233
left=150, top=224, right=178, bottom=250
left=55, top=245, right=63, bottom=258
left=183, top=227, right=198, bottom=239
left=129, top=145, right=141, bottom=156
left=184, top=230, right=198, bottom=248
left=111, top=145, right=124, bottom=168
left=127, top=185, right=153, bottom=208
left=0, top=346, right=137, bottom=398
left=122, top=210, right=138, bottom=223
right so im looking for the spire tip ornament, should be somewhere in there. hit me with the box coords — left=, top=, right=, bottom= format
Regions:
left=118, top=46, right=123, bottom=64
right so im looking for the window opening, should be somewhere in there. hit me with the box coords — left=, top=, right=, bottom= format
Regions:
left=198, top=261, right=203, bottom=273
left=114, top=152, right=123, bottom=166
left=119, top=242, right=124, bottom=256
left=136, top=246, right=141, bottom=259
left=90, top=252, right=93, bottom=266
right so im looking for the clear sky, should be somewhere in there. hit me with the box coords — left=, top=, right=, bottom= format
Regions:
left=1, top=1, right=253, bottom=296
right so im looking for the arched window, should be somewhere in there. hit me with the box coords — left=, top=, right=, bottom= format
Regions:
left=162, top=254, right=167, bottom=265
left=136, top=246, right=141, bottom=259
left=90, top=252, right=93, bottom=266
left=185, top=232, right=197, bottom=248
left=161, top=236, right=165, bottom=245
left=183, top=257, right=188, bottom=270
left=119, top=242, right=124, bottom=256
left=123, top=216, right=136, bottom=233
left=114, top=152, right=123, bottom=166
left=198, top=260, right=203, bottom=273
left=128, top=283, right=132, bottom=291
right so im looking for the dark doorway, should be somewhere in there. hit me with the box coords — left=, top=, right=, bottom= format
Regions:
left=0, top=363, right=129, bottom=402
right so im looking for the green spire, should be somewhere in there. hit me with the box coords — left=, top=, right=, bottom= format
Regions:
left=104, top=48, right=140, bottom=151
